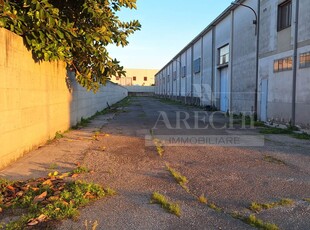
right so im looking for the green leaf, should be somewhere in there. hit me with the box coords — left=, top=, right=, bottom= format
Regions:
left=2, top=0, right=141, bottom=92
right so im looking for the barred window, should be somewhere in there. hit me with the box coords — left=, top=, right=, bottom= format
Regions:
left=300, top=52, right=310, bottom=69
left=274, top=56, right=293, bottom=72
left=278, top=1, right=292, bottom=31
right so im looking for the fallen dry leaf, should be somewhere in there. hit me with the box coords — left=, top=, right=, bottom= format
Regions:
left=37, top=214, right=48, bottom=222
left=71, top=173, right=79, bottom=178
left=48, top=196, right=59, bottom=201
left=42, top=179, right=53, bottom=186
left=27, top=219, right=39, bottom=226
left=16, top=191, right=24, bottom=197
left=6, top=185, right=15, bottom=191
left=33, top=191, right=47, bottom=203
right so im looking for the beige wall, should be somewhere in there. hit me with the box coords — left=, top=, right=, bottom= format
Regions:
left=0, top=28, right=128, bottom=169
left=111, top=69, right=158, bottom=86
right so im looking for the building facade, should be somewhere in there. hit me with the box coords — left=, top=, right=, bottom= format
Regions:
left=155, top=0, right=310, bottom=127
left=112, top=69, right=157, bottom=86
left=258, top=0, right=310, bottom=127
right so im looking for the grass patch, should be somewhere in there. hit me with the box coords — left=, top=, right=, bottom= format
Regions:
left=158, top=98, right=183, bottom=106
left=231, top=114, right=264, bottom=127
left=48, top=163, right=58, bottom=170
left=166, top=164, right=189, bottom=192
left=198, top=194, right=207, bottom=204
left=244, top=214, right=279, bottom=230
left=112, top=97, right=131, bottom=108
left=303, top=198, right=310, bottom=203
left=153, top=139, right=164, bottom=157
left=260, top=126, right=310, bottom=140
left=0, top=176, right=114, bottom=229
left=263, top=155, right=286, bottom=165
left=249, top=198, right=294, bottom=212
left=150, top=192, right=181, bottom=217
left=72, top=166, right=90, bottom=174
left=71, top=97, right=131, bottom=130
left=291, top=132, right=310, bottom=140
left=260, top=127, right=293, bottom=134
left=208, top=203, right=222, bottom=212
left=72, top=117, right=91, bottom=129
left=54, top=131, right=64, bottom=139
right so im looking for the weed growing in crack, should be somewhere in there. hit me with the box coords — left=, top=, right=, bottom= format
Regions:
left=55, top=131, right=64, bottom=139
left=249, top=198, right=294, bottom=212
left=153, top=139, right=164, bottom=157
left=84, top=220, right=99, bottom=230
left=229, top=212, right=279, bottom=230
left=245, top=214, right=279, bottom=230
left=166, top=164, right=189, bottom=193
left=48, top=163, right=59, bottom=170
left=263, top=155, right=286, bottom=165
left=150, top=192, right=180, bottom=217
left=198, top=194, right=207, bottom=204
left=208, top=203, right=222, bottom=212
left=72, top=166, right=90, bottom=174
left=104, top=188, right=117, bottom=196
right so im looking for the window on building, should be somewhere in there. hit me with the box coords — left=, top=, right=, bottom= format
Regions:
left=219, top=45, right=229, bottom=65
left=300, top=52, right=310, bottom=68
left=274, top=56, right=293, bottom=72
left=144, top=76, right=147, bottom=81
left=277, top=0, right=292, bottom=31
left=193, top=58, right=201, bottom=74
left=133, top=76, right=136, bottom=81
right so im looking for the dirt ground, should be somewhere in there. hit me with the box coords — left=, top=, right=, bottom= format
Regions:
left=1, top=97, right=310, bottom=230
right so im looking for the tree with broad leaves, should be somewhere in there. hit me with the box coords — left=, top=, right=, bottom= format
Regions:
left=0, top=0, right=141, bottom=92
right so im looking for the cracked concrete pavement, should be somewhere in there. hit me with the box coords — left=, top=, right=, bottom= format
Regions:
left=1, top=97, right=310, bottom=229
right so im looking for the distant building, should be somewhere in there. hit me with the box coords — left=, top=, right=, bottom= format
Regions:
left=111, top=69, right=158, bottom=86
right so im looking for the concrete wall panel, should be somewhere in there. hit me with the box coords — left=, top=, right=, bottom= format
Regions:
left=0, top=28, right=128, bottom=169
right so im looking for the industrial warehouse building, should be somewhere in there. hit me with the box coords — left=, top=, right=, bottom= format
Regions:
left=155, top=0, right=310, bottom=128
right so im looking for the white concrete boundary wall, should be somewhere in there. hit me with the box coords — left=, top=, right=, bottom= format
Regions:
left=125, top=86, right=155, bottom=93
left=0, top=28, right=128, bottom=169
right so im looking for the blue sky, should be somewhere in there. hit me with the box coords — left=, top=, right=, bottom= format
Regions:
left=108, top=0, right=233, bottom=70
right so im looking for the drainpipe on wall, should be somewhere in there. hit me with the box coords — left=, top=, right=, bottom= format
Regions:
left=211, top=26, right=216, bottom=108
left=230, top=9, right=235, bottom=114
left=200, top=38, right=203, bottom=106
left=185, top=50, right=188, bottom=104
left=179, top=57, right=181, bottom=99
left=255, top=0, right=260, bottom=120
left=191, top=46, right=194, bottom=101
left=292, top=0, right=299, bottom=126
left=171, top=65, right=173, bottom=99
